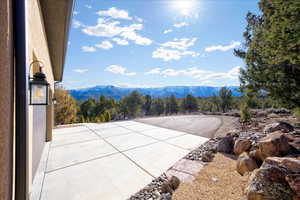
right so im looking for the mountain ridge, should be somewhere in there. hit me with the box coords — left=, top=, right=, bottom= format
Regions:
left=69, top=85, right=241, bottom=101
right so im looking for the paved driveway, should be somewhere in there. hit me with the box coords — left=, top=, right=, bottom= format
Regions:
left=34, top=120, right=210, bottom=200
left=136, top=115, right=222, bottom=138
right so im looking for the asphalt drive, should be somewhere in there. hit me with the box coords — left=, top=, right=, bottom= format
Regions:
left=135, top=115, right=222, bottom=138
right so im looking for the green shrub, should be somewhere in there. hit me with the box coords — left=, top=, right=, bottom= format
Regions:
left=100, top=114, right=105, bottom=122
left=293, top=108, right=300, bottom=121
left=240, top=103, right=251, bottom=122
left=105, top=112, right=111, bottom=122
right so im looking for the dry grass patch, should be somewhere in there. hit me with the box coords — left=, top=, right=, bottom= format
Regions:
left=173, top=153, right=249, bottom=200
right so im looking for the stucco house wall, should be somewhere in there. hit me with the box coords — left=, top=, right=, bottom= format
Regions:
left=27, top=0, right=55, bottom=194
left=0, top=0, right=13, bottom=200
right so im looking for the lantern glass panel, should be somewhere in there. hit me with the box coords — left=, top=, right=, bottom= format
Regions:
left=31, top=83, right=48, bottom=105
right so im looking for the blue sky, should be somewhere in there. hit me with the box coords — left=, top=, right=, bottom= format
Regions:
left=63, top=0, right=260, bottom=89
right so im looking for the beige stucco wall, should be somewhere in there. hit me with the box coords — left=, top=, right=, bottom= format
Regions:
left=27, top=0, right=55, bottom=195
left=0, top=0, right=13, bottom=200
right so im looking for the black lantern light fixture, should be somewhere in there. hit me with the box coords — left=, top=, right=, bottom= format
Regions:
left=29, top=61, right=50, bottom=105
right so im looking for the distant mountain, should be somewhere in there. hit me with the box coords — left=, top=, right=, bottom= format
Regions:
left=69, top=85, right=241, bottom=101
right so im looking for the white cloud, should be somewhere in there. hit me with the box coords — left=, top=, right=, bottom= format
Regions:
left=96, top=40, right=113, bottom=50
left=144, top=66, right=241, bottom=82
left=144, top=68, right=161, bottom=75
left=72, top=19, right=82, bottom=29
left=152, top=48, right=199, bottom=61
left=163, top=29, right=173, bottom=34
left=82, top=18, right=152, bottom=46
left=135, top=17, right=143, bottom=23
left=205, top=41, right=241, bottom=52
left=105, top=65, right=136, bottom=76
left=98, top=7, right=132, bottom=20
left=73, top=68, right=88, bottom=73
left=82, top=46, right=96, bottom=52
left=113, top=38, right=129, bottom=45
left=161, top=38, right=197, bottom=50
left=73, top=11, right=79, bottom=15
left=85, top=4, right=92, bottom=9
left=173, top=22, right=189, bottom=28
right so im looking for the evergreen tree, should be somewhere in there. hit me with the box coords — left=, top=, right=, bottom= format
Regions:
left=169, top=95, right=179, bottom=114
left=219, top=87, right=233, bottom=113
left=80, top=99, right=97, bottom=119
left=105, top=112, right=111, bottom=122
left=122, top=91, right=143, bottom=118
left=235, top=0, right=300, bottom=108
left=182, top=94, right=198, bottom=113
left=142, top=95, right=152, bottom=116
left=152, top=98, right=165, bottom=115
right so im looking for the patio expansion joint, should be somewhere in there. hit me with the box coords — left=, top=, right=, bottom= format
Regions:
left=118, top=124, right=194, bottom=152
left=85, top=125, right=157, bottom=179
left=51, top=138, right=100, bottom=148
left=44, top=151, right=121, bottom=174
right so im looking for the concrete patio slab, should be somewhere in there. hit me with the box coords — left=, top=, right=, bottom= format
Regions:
left=93, top=126, right=133, bottom=138
left=40, top=153, right=153, bottom=200
left=85, top=123, right=118, bottom=130
left=124, top=142, right=189, bottom=177
left=125, top=124, right=160, bottom=132
left=53, top=126, right=89, bottom=135
left=51, top=131, right=98, bottom=147
left=165, top=134, right=209, bottom=150
left=106, top=133, right=158, bottom=151
left=140, top=128, right=186, bottom=140
left=35, top=117, right=217, bottom=200
left=113, top=121, right=142, bottom=127
left=47, top=139, right=118, bottom=171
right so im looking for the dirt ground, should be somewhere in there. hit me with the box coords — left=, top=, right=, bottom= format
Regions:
left=213, top=116, right=239, bottom=138
left=173, top=153, right=249, bottom=200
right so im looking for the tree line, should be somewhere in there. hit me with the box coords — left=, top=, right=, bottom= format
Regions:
left=54, top=86, right=277, bottom=125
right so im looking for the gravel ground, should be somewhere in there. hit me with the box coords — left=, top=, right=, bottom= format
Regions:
left=173, top=153, right=249, bottom=200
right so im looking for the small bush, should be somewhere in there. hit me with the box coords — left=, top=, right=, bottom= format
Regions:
left=240, top=103, right=251, bottom=122
left=100, top=114, right=105, bottom=122
left=293, top=108, right=300, bottom=121
left=105, top=112, right=111, bottom=122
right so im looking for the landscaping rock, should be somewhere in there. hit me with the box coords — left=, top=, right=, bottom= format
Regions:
left=258, top=132, right=291, bottom=160
left=217, top=136, right=234, bottom=153
left=185, top=139, right=218, bottom=160
left=264, top=156, right=300, bottom=173
left=263, top=121, right=294, bottom=133
left=168, top=176, right=180, bottom=191
left=236, top=152, right=259, bottom=175
left=288, top=136, right=300, bottom=152
left=249, top=149, right=264, bottom=164
left=286, top=174, right=300, bottom=198
left=201, top=151, right=215, bottom=162
left=245, top=165, right=295, bottom=200
left=234, top=139, right=252, bottom=155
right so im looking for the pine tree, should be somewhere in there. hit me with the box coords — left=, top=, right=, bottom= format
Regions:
left=219, top=87, right=233, bottom=113
left=152, top=98, right=165, bottom=115
left=142, top=95, right=152, bottom=116
left=182, top=94, right=198, bottom=113
left=235, top=0, right=300, bottom=108
left=169, top=95, right=179, bottom=114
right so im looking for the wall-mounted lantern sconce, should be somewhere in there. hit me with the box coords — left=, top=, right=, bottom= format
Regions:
left=29, top=61, right=50, bottom=105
